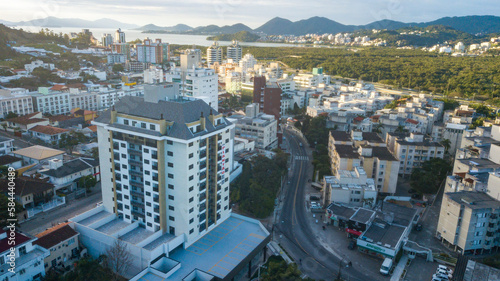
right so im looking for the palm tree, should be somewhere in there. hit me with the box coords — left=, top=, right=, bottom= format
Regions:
left=373, top=123, right=384, bottom=134
left=440, top=139, right=451, bottom=154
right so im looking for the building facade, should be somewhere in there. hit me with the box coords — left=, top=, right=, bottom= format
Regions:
left=206, top=41, right=223, bottom=66
left=226, top=40, right=242, bottom=63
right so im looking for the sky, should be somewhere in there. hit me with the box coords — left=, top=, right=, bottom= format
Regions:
left=1, top=0, right=499, bottom=28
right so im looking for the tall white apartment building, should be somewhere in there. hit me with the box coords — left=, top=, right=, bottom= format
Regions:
left=70, top=92, right=99, bottom=111
left=94, top=83, right=234, bottom=239
left=31, top=92, right=71, bottom=115
left=144, top=67, right=165, bottom=84
left=206, top=41, right=223, bottom=66
left=136, top=38, right=169, bottom=64
left=165, top=66, right=218, bottom=111
left=0, top=88, right=34, bottom=118
left=180, top=49, right=201, bottom=72
left=115, top=28, right=126, bottom=43
left=96, top=86, right=144, bottom=110
left=239, top=53, right=257, bottom=73
left=227, top=40, right=242, bottom=63
left=101, top=33, right=114, bottom=47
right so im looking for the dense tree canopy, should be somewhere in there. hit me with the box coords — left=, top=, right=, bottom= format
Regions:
left=410, top=158, right=452, bottom=194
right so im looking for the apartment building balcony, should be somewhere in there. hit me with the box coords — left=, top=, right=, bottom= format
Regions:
left=129, top=158, right=143, bottom=165
left=131, top=200, right=144, bottom=209
left=131, top=189, right=144, bottom=198
left=129, top=169, right=143, bottom=177
left=127, top=149, right=142, bottom=156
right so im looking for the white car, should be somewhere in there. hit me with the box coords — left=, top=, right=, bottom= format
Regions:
left=436, top=269, right=452, bottom=278
left=438, top=265, right=453, bottom=275
left=432, top=273, right=449, bottom=280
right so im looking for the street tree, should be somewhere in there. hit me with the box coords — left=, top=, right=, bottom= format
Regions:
left=104, top=240, right=133, bottom=281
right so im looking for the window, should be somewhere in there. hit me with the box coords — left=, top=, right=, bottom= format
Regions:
left=189, top=229, right=194, bottom=234
left=189, top=186, right=194, bottom=192
left=144, top=148, right=149, bottom=153
left=168, top=162, right=173, bottom=167
left=189, top=197, right=194, bottom=203
left=189, top=175, right=194, bottom=181
left=68, top=238, right=75, bottom=245
left=189, top=208, right=194, bottom=213
left=189, top=142, right=194, bottom=147
left=169, top=206, right=174, bottom=211
left=167, top=151, right=173, bottom=156
left=189, top=153, right=194, bottom=158
left=168, top=195, right=174, bottom=200
left=124, top=119, right=129, bottom=125
left=120, top=143, right=126, bottom=148
left=189, top=218, right=194, bottom=224
left=141, top=123, right=146, bottom=128
left=169, top=216, right=175, bottom=221
left=144, top=159, right=150, bottom=164
left=168, top=184, right=174, bottom=190
left=167, top=140, right=173, bottom=145
left=168, top=173, right=174, bottom=179
left=189, top=164, right=194, bottom=170
left=150, top=124, right=155, bottom=130
left=19, top=246, right=27, bottom=256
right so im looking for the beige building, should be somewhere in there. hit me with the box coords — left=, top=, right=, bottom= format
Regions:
left=328, top=131, right=399, bottom=194
left=34, top=223, right=80, bottom=272
left=437, top=191, right=500, bottom=254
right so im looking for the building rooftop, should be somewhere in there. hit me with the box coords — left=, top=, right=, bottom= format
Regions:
left=0, top=231, right=31, bottom=254
left=34, top=223, right=78, bottom=249
left=12, top=145, right=65, bottom=160
left=29, top=125, right=69, bottom=135
left=377, top=202, right=418, bottom=227
left=361, top=132, right=384, bottom=143
left=360, top=222, right=406, bottom=250
left=0, top=176, right=54, bottom=197
left=0, top=155, right=22, bottom=166
left=326, top=203, right=357, bottom=220
left=350, top=208, right=376, bottom=224
left=330, top=131, right=351, bottom=142
left=41, top=158, right=98, bottom=178
left=6, top=112, right=46, bottom=125
left=371, top=146, right=398, bottom=161
left=458, top=158, right=500, bottom=170
left=334, top=144, right=360, bottom=158
left=446, top=191, right=500, bottom=210
left=94, top=96, right=232, bottom=140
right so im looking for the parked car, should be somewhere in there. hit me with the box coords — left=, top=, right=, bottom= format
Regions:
left=415, top=223, right=423, bottom=231
left=432, top=273, right=449, bottom=280
left=348, top=240, right=356, bottom=250
left=438, top=265, right=453, bottom=274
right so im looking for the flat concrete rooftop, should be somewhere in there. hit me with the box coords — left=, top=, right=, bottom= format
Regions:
left=119, top=227, right=155, bottom=245
left=95, top=218, right=130, bottom=235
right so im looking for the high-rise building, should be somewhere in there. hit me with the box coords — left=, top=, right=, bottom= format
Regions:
left=180, top=49, right=202, bottom=72
left=227, top=40, right=242, bottom=63
left=136, top=38, right=169, bottom=64
left=94, top=84, right=234, bottom=238
left=101, top=33, right=114, bottom=47
left=206, top=41, right=222, bottom=66
left=111, top=43, right=131, bottom=60
left=239, top=53, right=257, bottom=73
left=115, top=28, right=126, bottom=43
left=253, top=76, right=282, bottom=123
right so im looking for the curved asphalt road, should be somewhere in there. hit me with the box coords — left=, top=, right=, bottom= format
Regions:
left=276, top=128, right=372, bottom=281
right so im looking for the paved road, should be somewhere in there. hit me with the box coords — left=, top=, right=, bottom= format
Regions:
left=19, top=183, right=102, bottom=235
left=275, top=128, right=377, bottom=281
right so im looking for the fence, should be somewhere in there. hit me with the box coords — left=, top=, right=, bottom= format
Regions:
left=27, top=196, right=66, bottom=218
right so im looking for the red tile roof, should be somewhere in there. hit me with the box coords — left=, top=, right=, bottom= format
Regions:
left=354, top=116, right=364, bottom=122
left=0, top=176, right=54, bottom=197
left=87, top=125, right=97, bottom=132
left=34, top=223, right=78, bottom=249
left=29, top=125, right=69, bottom=135
left=6, top=112, right=47, bottom=125
left=50, top=84, right=68, bottom=91
left=405, top=118, right=418, bottom=125
left=0, top=231, right=31, bottom=254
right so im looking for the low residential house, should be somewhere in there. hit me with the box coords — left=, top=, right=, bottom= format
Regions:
left=0, top=176, right=55, bottom=209
left=11, top=145, right=65, bottom=165
left=47, top=115, right=85, bottom=128
left=5, top=112, right=49, bottom=131
left=70, top=108, right=98, bottom=123
left=0, top=136, right=14, bottom=155
left=0, top=230, right=50, bottom=281
left=79, top=125, right=97, bottom=138
left=28, top=125, right=69, bottom=144
left=34, top=223, right=81, bottom=272
left=40, top=158, right=100, bottom=191
left=0, top=155, right=23, bottom=169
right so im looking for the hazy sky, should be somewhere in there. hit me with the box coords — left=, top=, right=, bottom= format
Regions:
left=1, top=0, right=499, bottom=28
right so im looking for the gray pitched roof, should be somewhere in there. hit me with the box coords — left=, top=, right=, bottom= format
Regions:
left=41, top=158, right=99, bottom=178
left=94, top=96, right=231, bottom=140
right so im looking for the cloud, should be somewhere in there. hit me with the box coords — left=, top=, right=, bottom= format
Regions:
left=0, top=0, right=498, bottom=28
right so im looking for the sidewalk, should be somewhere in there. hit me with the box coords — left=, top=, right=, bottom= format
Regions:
left=390, top=255, right=409, bottom=281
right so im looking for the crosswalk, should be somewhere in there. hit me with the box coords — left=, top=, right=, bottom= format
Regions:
left=295, top=155, right=309, bottom=161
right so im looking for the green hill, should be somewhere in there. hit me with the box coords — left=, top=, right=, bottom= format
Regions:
left=207, top=31, right=260, bottom=42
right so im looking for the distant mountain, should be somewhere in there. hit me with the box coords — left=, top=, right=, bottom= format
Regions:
left=414, top=15, right=500, bottom=34
left=255, top=15, right=500, bottom=36
left=135, top=23, right=192, bottom=32
left=13, top=16, right=138, bottom=28
left=207, top=31, right=261, bottom=42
